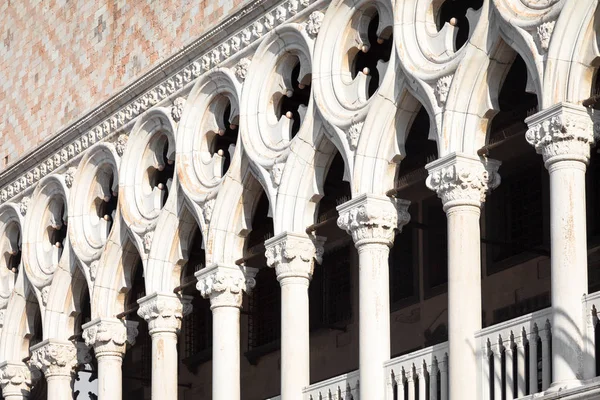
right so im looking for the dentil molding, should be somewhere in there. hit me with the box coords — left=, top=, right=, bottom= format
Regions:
left=196, top=263, right=257, bottom=308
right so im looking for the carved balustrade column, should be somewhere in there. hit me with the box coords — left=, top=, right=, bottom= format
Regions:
left=30, top=339, right=90, bottom=400
left=0, top=361, right=37, bottom=400
left=426, top=153, right=501, bottom=400
left=265, top=232, right=324, bottom=400
left=137, top=292, right=191, bottom=400
left=82, top=318, right=138, bottom=400
left=337, top=194, right=411, bottom=400
left=196, top=263, right=257, bottom=400
left=526, top=103, right=599, bottom=385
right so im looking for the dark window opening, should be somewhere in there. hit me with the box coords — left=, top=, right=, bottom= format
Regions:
left=6, top=227, right=21, bottom=274
left=147, top=139, right=174, bottom=209
left=399, top=107, right=437, bottom=180
left=246, top=193, right=274, bottom=251
left=47, top=200, right=68, bottom=258
left=317, top=152, right=351, bottom=223
left=96, top=170, right=118, bottom=235
left=390, top=204, right=419, bottom=306
left=437, top=0, right=484, bottom=50
left=277, top=61, right=311, bottom=138
left=211, top=102, right=238, bottom=175
left=29, top=306, right=46, bottom=400
left=247, top=267, right=281, bottom=361
left=352, top=12, right=392, bottom=98
left=423, top=196, right=448, bottom=294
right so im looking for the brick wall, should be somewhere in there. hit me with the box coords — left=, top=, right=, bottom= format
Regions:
left=0, top=0, right=248, bottom=169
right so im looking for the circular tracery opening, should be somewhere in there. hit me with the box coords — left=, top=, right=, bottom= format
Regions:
left=94, top=167, right=118, bottom=238
left=146, top=136, right=175, bottom=209
left=210, top=100, right=239, bottom=175
left=436, top=0, right=483, bottom=50
left=2, top=222, right=21, bottom=276
left=275, top=60, right=311, bottom=138
left=45, top=197, right=68, bottom=262
left=351, top=11, right=393, bottom=98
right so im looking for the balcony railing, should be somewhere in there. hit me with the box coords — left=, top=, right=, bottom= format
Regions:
left=303, top=370, right=359, bottom=400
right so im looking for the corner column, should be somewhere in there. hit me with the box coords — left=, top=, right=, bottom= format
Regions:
left=0, top=361, right=37, bottom=400
left=526, top=103, right=598, bottom=386
left=82, top=317, right=138, bottom=400
left=337, top=194, right=411, bottom=400
left=196, top=263, right=257, bottom=400
left=30, top=339, right=89, bottom=400
left=426, top=153, right=501, bottom=400
left=265, top=232, right=324, bottom=400
left=137, top=292, right=191, bottom=400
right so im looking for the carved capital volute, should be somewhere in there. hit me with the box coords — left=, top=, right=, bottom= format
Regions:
left=82, top=318, right=139, bottom=358
left=337, top=194, right=411, bottom=246
left=0, top=361, right=37, bottom=396
left=196, top=264, right=258, bottom=309
left=30, top=339, right=88, bottom=378
left=525, top=102, right=598, bottom=167
left=137, top=292, right=192, bottom=334
left=265, top=232, right=325, bottom=282
left=426, top=153, right=501, bottom=211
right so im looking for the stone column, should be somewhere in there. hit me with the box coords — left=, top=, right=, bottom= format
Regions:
left=196, top=263, right=257, bottom=400
left=0, top=361, right=37, bottom=400
left=137, top=292, right=191, bottom=400
left=525, top=103, right=598, bottom=386
left=426, top=153, right=501, bottom=400
left=82, top=318, right=138, bottom=400
left=337, top=194, right=411, bottom=400
left=30, top=339, right=90, bottom=400
left=264, top=232, right=324, bottom=400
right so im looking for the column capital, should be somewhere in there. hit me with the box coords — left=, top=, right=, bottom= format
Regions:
left=30, top=339, right=89, bottom=378
left=265, top=232, right=325, bottom=281
left=137, top=292, right=192, bottom=334
left=525, top=102, right=599, bottom=166
left=196, top=263, right=257, bottom=308
left=82, top=317, right=138, bottom=358
left=0, top=361, right=38, bottom=397
left=426, top=152, right=501, bottom=210
left=336, top=193, right=410, bottom=246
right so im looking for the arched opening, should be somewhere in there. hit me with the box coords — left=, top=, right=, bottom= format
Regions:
left=28, top=297, right=47, bottom=399
left=95, top=168, right=118, bottom=236
left=47, top=197, right=68, bottom=261
left=73, top=285, right=97, bottom=399
left=587, top=70, right=600, bottom=299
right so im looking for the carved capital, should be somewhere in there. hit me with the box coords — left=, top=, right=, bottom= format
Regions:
left=0, top=361, right=36, bottom=397
left=137, top=292, right=192, bottom=334
left=426, top=153, right=501, bottom=210
left=337, top=194, right=411, bottom=246
left=30, top=339, right=87, bottom=378
left=525, top=103, right=598, bottom=166
left=196, top=264, right=257, bottom=308
left=265, top=232, right=325, bottom=281
left=82, top=318, right=138, bottom=358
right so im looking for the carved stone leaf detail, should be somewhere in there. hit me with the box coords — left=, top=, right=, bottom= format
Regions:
left=347, top=122, right=363, bottom=150
left=235, top=58, right=252, bottom=81
left=19, top=197, right=30, bottom=216
left=171, top=97, right=186, bottom=122
left=115, top=134, right=128, bottom=157
left=435, top=75, right=453, bottom=106
left=265, top=234, right=325, bottom=279
left=305, top=11, right=324, bottom=38
left=197, top=265, right=257, bottom=308
left=536, top=20, right=556, bottom=52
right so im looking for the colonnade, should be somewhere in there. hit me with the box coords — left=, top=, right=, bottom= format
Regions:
left=0, top=103, right=597, bottom=400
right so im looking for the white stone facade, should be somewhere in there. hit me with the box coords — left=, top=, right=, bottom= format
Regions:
left=1, top=0, right=600, bottom=399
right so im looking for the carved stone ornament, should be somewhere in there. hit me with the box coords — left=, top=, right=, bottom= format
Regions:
left=82, top=318, right=139, bottom=357
left=64, top=167, right=77, bottom=188
left=171, top=97, right=186, bottom=122
left=435, top=75, right=453, bottom=106
left=143, top=231, right=153, bottom=253
left=203, top=198, right=216, bottom=223
left=196, top=264, right=258, bottom=308
left=425, top=153, right=501, bottom=209
left=0, top=361, right=36, bottom=395
left=19, top=196, right=30, bottom=216
left=40, top=285, right=50, bottom=306
left=271, top=162, right=285, bottom=187
left=525, top=102, right=597, bottom=165
left=265, top=232, right=325, bottom=280
left=115, top=134, right=128, bottom=157
left=337, top=194, right=411, bottom=245
left=30, top=340, right=87, bottom=378
left=536, top=20, right=556, bottom=52
left=89, top=260, right=98, bottom=281
left=305, top=11, right=324, bottom=38
left=235, top=58, right=252, bottom=81
left=137, top=292, right=192, bottom=333
left=347, top=122, right=364, bottom=150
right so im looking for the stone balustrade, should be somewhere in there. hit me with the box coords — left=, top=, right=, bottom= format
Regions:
left=302, top=370, right=359, bottom=400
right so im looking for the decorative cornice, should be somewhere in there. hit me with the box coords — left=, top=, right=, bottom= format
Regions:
left=196, top=263, right=258, bottom=308
left=264, top=232, right=325, bottom=281
left=30, top=339, right=89, bottom=378
left=425, top=153, right=501, bottom=210
left=525, top=102, right=598, bottom=166
left=337, top=194, right=411, bottom=246
left=0, top=361, right=37, bottom=396
left=0, top=0, right=324, bottom=205
left=137, top=292, right=192, bottom=334
left=82, top=318, right=139, bottom=358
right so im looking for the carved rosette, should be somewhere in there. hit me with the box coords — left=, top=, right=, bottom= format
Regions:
left=0, top=361, right=36, bottom=396
left=137, top=292, right=192, bottom=334
left=196, top=264, right=258, bottom=308
left=82, top=318, right=139, bottom=358
left=426, top=153, right=501, bottom=210
left=265, top=232, right=325, bottom=281
left=30, top=340, right=86, bottom=378
left=337, top=194, right=411, bottom=246
left=525, top=102, right=597, bottom=165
